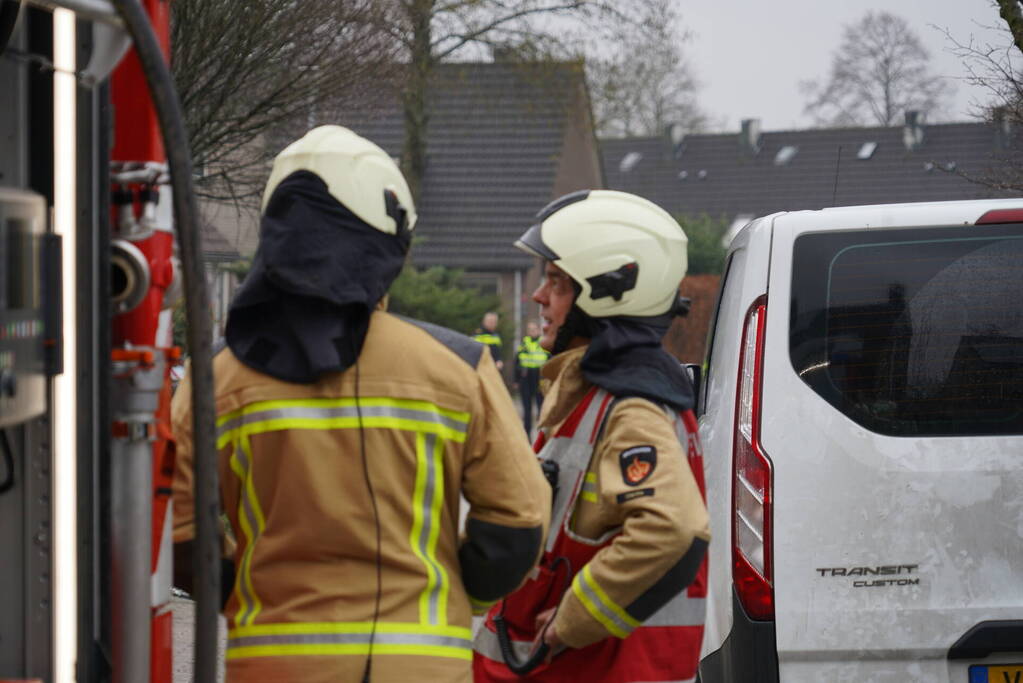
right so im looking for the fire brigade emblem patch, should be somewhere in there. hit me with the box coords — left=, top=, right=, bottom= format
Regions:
left=619, top=445, right=656, bottom=486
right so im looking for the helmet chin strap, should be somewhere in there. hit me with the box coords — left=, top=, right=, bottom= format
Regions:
left=551, top=304, right=600, bottom=355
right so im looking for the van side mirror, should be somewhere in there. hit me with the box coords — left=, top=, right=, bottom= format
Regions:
left=684, top=363, right=702, bottom=407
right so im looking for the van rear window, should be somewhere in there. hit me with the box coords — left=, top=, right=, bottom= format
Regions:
left=790, top=223, right=1023, bottom=436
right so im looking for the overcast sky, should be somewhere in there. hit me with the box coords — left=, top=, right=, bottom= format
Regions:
left=681, top=0, right=1009, bottom=132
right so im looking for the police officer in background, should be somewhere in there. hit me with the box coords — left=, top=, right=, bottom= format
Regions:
left=474, top=190, right=710, bottom=683
left=473, top=311, right=503, bottom=370
left=514, top=320, right=548, bottom=437
left=171, top=126, right=549, bottom=683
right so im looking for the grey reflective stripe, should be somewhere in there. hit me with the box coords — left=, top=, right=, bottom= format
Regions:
left=218, top=404, right=467, bottom=438
left=234, top=441, right=260, bottom=625
left=540, top=389, right=612, bottom=553
left=472, top=625, right=533, bottom=663
left=574, top=570, right=636, bottom=636
left=641, top=596, right=706, bottom=628
left=581, top=480, right=598, bottom=496
left=229, top=631, right=471, bottom=650
left=418, top=432, right=444, bottom=625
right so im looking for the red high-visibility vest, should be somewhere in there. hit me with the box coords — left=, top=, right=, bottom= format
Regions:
left=474, top=387, right=707, bottom=683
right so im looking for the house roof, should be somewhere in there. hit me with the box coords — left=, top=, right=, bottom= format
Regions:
left=601, top=121, right=1019, bottom=222
left=200, top=219, right=240, bottom=262
left=341, top=61, right=593, bottom=271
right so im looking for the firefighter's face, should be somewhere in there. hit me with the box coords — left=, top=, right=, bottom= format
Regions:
left=533, top=262, right=575, bottom=352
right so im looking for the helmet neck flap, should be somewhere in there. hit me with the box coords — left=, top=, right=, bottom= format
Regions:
left=226, top=170, right=410, bottom=383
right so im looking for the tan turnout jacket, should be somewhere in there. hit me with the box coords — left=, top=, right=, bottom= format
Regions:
left=539, top=346, right=711, bottom=648
left=172, top=311, right=550, bottom=683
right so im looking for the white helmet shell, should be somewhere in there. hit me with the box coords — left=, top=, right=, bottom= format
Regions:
left=261, top=125, right=417, bottom=235
left=516, top=190, right=687, bottom=317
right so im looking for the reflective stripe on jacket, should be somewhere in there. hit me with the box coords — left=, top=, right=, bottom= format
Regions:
left=472, top=331, right=502, bottom=364
left=172, top=311, right=550, bottom=683
left=473, top=346, right=709, bottom=683
left=516, top=336, right=548, bottom=370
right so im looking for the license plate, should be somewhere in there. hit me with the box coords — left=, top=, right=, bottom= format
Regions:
left=970, top=664, right=1023, bottom=683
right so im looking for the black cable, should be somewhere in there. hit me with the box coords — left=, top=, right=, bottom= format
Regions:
left=106, top=2, right=219, bottom=681
left=357, top=360, right=383, bottom=683
left=0, top=429, right=14, bottom=495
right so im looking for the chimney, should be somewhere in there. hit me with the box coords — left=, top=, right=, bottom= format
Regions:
left=993, top=106, right=1013, bottom=150
left=903, top=110, right=924, bottom=151
left=666, top=122, right=686, bottom=158
left=491, top=44, right=520, bottom=62
left=740, top=118, right=761, bottom=156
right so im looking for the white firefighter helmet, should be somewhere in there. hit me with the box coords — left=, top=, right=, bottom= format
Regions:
left=515, top=190, right=688, bottom=318
left=261, top=125, right=417, bottom=235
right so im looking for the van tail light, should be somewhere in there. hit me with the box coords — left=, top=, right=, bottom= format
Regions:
left=975, top=208, right=1023, bottom=224
left=732, top=296, right=774, bottom=621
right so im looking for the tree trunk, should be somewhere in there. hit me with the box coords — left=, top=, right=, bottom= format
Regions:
left=998, top=0, right=1023, bottom=57
left=402, top=0, right=434, bottom=203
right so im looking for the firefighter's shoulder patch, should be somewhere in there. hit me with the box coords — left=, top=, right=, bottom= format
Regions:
left=619, top=445, right=656, bottom=486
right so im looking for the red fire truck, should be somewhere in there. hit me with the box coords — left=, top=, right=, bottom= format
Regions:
left=0, top=1, right=218, bottom=681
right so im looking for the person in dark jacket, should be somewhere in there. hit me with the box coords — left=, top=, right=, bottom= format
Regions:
left=514, top=320, right=548, bottom=436
left=473, top=311, right=503, bottom=370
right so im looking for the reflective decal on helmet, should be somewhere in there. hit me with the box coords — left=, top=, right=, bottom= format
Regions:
left=587, top=262, right=639, bottom=302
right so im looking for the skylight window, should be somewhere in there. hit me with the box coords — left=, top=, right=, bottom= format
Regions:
left=857, top=142, right=877, bottom=159
left=774, top=145, right=798, bottom=165
left=619, top=152, right=643, bottom=173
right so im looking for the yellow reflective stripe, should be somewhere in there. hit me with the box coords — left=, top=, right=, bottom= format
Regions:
left=220, top=396, right=470, bottom=423
left=217, top=397, right=470, bottom=448
left=571, top=565, right=639, bottom=639
left=222, top=416, right=466, bottom=444
left=409, top=432, right=449, bottom=625
left=427, top=435, right=450, bottom=626
left=227, top=643, right=471, bottom=660
left=226, top=621, right=473, bottom=661
left=229, top=434, right=264, bottom=627
left=469, top=595, right=497, bottom=616
left=581, top=472, right=598, bottom=503
left=228, top=450, right=252, bottom=625
left=229, top=622, right=471, bottom=638
left=473, top=333, right=501, bottom=346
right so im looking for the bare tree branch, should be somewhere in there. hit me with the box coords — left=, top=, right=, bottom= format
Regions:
left=172, top=0, right=400, bottom=203
left=587, top=0, right=709, bottom=137
left=802, top=11, right=954, bottom=127
left=393, top=0, right=697, bottom=196
left=940, top=17, right=1023, bottom=193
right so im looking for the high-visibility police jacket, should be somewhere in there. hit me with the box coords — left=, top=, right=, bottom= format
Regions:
left=474, top=345, right=710, bottom=683
left=472, top=329, right=502, bottom=365
left=172, top=311, right=550, bottom=683
left=515, top=336, right=548, bottom=374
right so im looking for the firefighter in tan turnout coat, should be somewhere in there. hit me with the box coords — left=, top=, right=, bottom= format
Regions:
left=171, top=126, right=549, bottom=683
left=474, top=190, right=711, bottom=683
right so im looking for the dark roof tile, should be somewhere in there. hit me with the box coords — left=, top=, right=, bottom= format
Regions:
left=602, top=122, right=1020, bottom=221
left=340, top=62, right=589, bottom=270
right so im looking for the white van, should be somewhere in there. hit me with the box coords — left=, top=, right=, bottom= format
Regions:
left=696, top=199, right=1023, bottom=682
